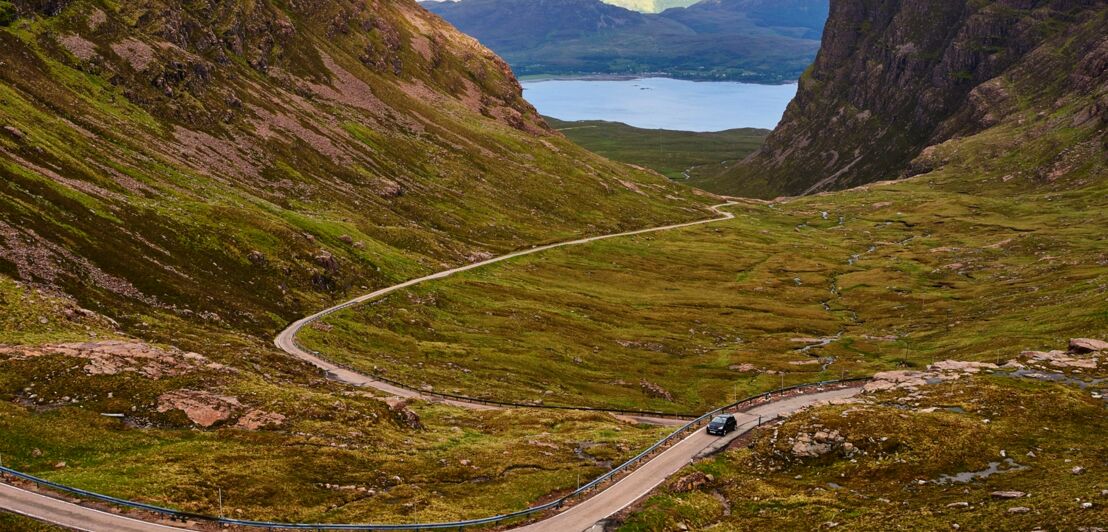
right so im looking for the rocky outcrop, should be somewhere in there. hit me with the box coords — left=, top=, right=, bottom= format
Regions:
left=0, top=341, right=225, bottom=379
left=671, top=471, right=713, bottom=493
left=1069, top=338, right=1108, bottom=354
left=714, top=0, right=1108, bottom=198
left=156, top=389, right=242, bottom=427
left=385, top=397, right=423, bottom=430
left=640, top=379, right=674, bottom=401
left=791, top=428, right=846, bottom=458
left=234, top=409, right=287, bottom=430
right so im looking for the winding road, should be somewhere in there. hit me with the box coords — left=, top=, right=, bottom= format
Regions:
left=1, top=202, right=867, bottom=531
left=516, top=387, right=860, bottom=531
left=273, top=202, right=738, bottom=417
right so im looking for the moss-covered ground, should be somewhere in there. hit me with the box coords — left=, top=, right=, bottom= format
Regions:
left=0, top=275, right=675, bottom=525
left=545, top=117, right=768, bottom=181
left=304, top=111, right=1107, bottom=414
left=0, top=2, right=1104, bottom=529
left=0, top=512, right=66, bottom=531
left=619, top=366, right=1108, bottom=530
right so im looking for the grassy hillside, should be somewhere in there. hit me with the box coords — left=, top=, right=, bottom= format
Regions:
left=303, top=99, right=1107, bottom=413
left=0, top=0, right=709, bottom=525
left=0, top=0, right=1104, bottom=529
left=0, top=270, right=674, bottom=524
left=545, top=117, right=768, bottom=180
left=622, top=365, right=1108, bottom=530
left=0, top=0, right=712, bottom=338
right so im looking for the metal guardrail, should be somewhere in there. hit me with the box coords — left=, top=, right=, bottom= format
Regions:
left=0, top=378, right=868, bottom=531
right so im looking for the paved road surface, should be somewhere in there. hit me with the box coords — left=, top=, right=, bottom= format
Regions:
left=0, top=387, right=858, bottom=531
left=3, top=203, right=860, bottom=532
left=274, top=203, right=737, bottom=421
left=515, top=387, right=862, bottom=532
left=0, top=482, right=187, bottom=531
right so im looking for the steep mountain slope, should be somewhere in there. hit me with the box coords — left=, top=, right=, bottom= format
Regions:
left=665, top=0, right=828, bottom=39
left=422, top=0, right=825, bottom=82
left=0, top=0, right=708, bottom=524
left=0, top=0, right=710, bottom=338
left=702, top=0, right=1108, bottom=198
left=422, top=0, right=661, bottom=51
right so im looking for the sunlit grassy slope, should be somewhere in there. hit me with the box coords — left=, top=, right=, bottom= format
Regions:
left=622, top=371, right=1108, bottom=530
left=304, top=109, right=1107, bottom=414
left=0, top=0, right=705, bottom=525
left=545, top=117, right=768, bottom=180
left=0, top=273, right=672, bottom=524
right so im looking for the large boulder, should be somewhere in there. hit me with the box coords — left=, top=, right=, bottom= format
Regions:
left=1069, top=338, right=1108, bottom=354
left=671, top=471, right=712, bottom=493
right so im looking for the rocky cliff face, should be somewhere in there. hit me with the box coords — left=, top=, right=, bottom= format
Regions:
left=709, top=0, right=1108, bottom=198
left=0, top=0, right=707, bottom=335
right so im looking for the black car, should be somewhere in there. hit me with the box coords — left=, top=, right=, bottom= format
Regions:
left=706, top=414, right=737, bottom=436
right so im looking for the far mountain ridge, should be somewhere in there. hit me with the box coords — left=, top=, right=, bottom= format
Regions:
left=422, top=0, right=828, bottom=82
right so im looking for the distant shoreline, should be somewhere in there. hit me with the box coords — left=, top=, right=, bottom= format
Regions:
left=517, top=73, right=801, bottom=85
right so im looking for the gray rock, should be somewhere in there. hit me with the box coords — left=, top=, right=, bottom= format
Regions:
left=991, top=491, right=1026, bottom=499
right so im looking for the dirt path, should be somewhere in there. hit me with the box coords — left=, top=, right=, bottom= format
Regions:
left=273, top=203, right=737, bottom=422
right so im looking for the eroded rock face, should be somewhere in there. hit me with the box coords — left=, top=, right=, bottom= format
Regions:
left=0, top=341, right=224, bottom=379
left=384, top=397, right=423, bottom=430
left=717, top=0, right=1107, bottom=197
left=671, top=471, right=712, bottom=493
left=1069, top=338, right=1108, bottom=354
left=640, top=380, right=674, bottom=401
left=156, top=389, right=242, bottom=427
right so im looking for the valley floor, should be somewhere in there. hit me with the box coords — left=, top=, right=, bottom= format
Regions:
left=2, top=55, right=1105, bottom=529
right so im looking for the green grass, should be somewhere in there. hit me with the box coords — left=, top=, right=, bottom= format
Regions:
left=0, top=512, right=66, bottom=531
left=619, top=368, right=1108, bottom=530
left=0, top=276, right=674, bottom=525
left=303, top=112, right=1107, bottom=414
left=0, top=2, right=1104, bottom=529
left=0, top=397, right=669, bottom=524
left=545, top=117, right=768, bottom=180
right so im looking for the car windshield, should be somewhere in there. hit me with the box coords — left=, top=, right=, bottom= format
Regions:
left=711, top=415, right=730, bottom=423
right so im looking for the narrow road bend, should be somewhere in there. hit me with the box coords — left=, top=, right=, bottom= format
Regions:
left=0, top=387, right=859, bottom=531
left=4, top=202, right=860, bottom=532
left=0, top=482, right=186, bottom=531
left=274, top=203, right=738, bottom=420
left=514, top=387, right=861, bottom=532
